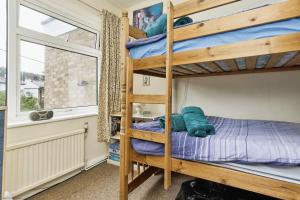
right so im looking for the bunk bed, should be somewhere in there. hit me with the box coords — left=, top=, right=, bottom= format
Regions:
left=119, top=0, right=300, bottom=199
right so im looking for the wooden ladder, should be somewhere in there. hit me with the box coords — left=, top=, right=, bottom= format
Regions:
left=125, top=1, right=174, bottom=191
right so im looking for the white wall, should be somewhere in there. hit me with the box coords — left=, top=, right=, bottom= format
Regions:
left=132, top=75, right=177, bottom=116
left=126, top=0, right=300, bottom=123
left=80, top=0, right=122, bottom=16
left=6, top=0, right=120, bottom=197
left=176, top=71, right=300, bottom=123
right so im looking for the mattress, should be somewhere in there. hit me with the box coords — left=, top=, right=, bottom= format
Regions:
left=131, top=116, right=300, bottom=165
left=128, top=18, right=300, bottom=59
left=220, top=162, right=300, bottom=184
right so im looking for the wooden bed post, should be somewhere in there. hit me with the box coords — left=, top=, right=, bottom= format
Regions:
left=120, top=11, right=129, bottom=200
left=164, top=0, right=174, bottom=190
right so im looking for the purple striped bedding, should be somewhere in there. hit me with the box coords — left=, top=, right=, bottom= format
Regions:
left=131, top=116, right=300, bottom=165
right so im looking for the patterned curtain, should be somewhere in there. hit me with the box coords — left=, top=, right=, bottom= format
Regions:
left=98, top=10, right=121, bottom=142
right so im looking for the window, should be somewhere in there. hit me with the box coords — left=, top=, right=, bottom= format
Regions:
left=0, top=0, right=7, bottom=107
left=8, top=1, right=100, bottom=121
left=20, top=41, right=97, bottom=112
left=19, top=5, right=98, bottom=48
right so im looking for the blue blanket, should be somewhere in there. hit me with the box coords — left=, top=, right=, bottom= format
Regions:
left=127, top=18, right=300, bottom=59
left=131, top=116, right=300, bottom=165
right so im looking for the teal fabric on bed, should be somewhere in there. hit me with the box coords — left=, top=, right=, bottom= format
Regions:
left=145, top=15, right=193, bottom=37
left=174, top=16, right=193, bottom=27
left=145, top=14, right=167, bottom=37
left=159, top=114, right=186, bottom=132
left=182, top=106, right=215, bottom=137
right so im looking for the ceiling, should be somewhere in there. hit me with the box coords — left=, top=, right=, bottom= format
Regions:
left=105, top=0, right=143, bottom=8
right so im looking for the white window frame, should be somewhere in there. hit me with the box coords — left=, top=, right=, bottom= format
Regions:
left=8, top=0, right=101, bottom=123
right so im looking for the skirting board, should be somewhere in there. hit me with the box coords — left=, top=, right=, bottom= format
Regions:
left=85, top=155, right=108, bottom=170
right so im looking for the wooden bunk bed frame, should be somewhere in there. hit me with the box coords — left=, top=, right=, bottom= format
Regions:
left=119, top=0, right=300, bottom=199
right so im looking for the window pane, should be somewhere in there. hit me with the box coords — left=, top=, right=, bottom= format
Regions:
left=0, top=0, right=7, bottom=107
left=19, top=5, right=97, bottom=48
left=20, top=41, right=97, bottom=112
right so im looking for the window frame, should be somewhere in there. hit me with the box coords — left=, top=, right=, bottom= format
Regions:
left=0, top=0, right=8, bottom=109
left=8, top=0, right=101, bottom=122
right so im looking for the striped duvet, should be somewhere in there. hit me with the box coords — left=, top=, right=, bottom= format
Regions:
left=131, top=116, right=300, bottom=165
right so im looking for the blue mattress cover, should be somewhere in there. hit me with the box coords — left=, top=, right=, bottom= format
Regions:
left=131, top=116, right=300, bottom=165
left=129, top=18, right=300, bottom=59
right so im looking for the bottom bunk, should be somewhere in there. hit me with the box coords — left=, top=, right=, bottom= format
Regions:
left=132, top=116, right=300, bottom=165
left=126, top=116, right=300, bottom=199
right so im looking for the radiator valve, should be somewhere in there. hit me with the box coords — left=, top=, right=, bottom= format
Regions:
left=84, top=122, right=89, bottom=136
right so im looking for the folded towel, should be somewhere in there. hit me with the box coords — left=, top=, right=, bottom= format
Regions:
left=159, top=114, right=186, bottom=132
left=182, top=106, right=215, bottom=137
left=174, top=16, right=193, bottom=27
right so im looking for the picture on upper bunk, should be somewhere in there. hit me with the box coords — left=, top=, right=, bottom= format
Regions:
left=133, top=3, right=163, bottom=32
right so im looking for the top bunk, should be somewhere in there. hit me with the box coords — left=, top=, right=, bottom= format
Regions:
left=124, top=0, right=300, bottom=78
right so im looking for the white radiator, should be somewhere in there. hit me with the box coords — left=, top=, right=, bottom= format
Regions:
left=5, top=129, right=85, bottom=197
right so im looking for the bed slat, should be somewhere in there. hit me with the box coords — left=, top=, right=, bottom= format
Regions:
left=225, top=59, right=239, bottom=71
left=246, top=56, right=257, bottom=70
left=173, top=66, right=194, bottom=75
left=285, top=52, right=300, bottom=67
left=180, top=64, right=204, bottom=74
left=174, top=0, right=239, bottom=18
left=180, top=64, right=210, bottom=74
left=206, top=62, right=224, bottom=72
left=172, top=69, right=187, bottom=75
left=265, top=53, right=285, bottom=68
left=174, top=0, right=300, bottom=41
left=135, top=70, right=165, bottom=78
left=194, top=63, right=211, bottom=73
left=174, top=66, right=300, bottom=78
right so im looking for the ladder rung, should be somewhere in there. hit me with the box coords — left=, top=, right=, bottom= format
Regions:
left=130, top=129, right=165, bottom=144
left=129, top=95, right=165, bottom=104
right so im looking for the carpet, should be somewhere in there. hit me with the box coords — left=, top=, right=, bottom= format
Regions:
left=28, top=163, right=191, bottom=200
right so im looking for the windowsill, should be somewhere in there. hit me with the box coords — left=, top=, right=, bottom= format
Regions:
left=8, top=111, right=98, bottom=129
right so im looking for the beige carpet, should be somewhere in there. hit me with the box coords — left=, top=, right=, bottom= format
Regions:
left=29, top=163, right=191, bottom=200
